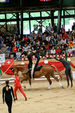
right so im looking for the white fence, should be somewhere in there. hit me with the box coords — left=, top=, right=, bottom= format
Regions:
left=0, top=74, right=60, bottom=86
left=0, top=77, right=14, bottom=85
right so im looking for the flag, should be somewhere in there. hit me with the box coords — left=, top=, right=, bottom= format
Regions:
left=1, top=58, right=14, bottom=75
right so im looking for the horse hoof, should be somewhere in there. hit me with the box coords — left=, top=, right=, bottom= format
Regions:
left=48, top=85, right=51, bottom=89
left=24, top=86, right=26, bottom=88
left=25, top=97, right=27, bottom=101
left=62, top=86, right=64, bottom=89
left=67, top=85, right=69, bottom=88
left=29, top=86, right=32, bottom=89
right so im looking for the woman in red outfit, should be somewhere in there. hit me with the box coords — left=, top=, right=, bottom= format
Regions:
left=14, top=72, right=27, bottom=101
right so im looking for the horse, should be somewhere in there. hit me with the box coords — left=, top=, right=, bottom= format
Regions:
left=11, top=64, right=63, bottom=89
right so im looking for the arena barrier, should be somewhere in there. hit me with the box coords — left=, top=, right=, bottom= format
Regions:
left=0, top=77, right=14, bottom=85
left=0, top=75, right=60, bottom=85
left=21, top=53, right=73, bottom=61
left=34, top=75, right=60, bottom=80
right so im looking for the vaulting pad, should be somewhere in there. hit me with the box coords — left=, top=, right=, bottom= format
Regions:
left=39, top=61, right=65, bottom=71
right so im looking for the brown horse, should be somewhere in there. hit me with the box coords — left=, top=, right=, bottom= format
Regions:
left=11, top=64, right=63, bottom=89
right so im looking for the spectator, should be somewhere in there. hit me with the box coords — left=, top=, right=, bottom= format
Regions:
left=56, top=46, right=61, bottom=54
left=17, top=34, right=22, bottom=41
left=18, top=45, right=22, bottom=52
left=47, top=23, right=52, bottom=33
left=53, top=23, right=57, bottom=33
left=63, top=33, right=69, bottom=39
left=16, top=40, right=20, bottom=48
left=24, top=35, right=30, bottom=43
left=0, top=35, right=4, bottom=44
left=50, top=46, right=56, bottom=55
left=61, top=25, right=65, bottom=37
left=5, top=50, right=10, bottom=59
left=5, top=36, right=9, bottom=46
left=28, top=34, right=33, bottom=41
left=12, top=44, right=17, bottom=52
left=60, top=45, right=65, bottom=55
left=60, top=38, right=67, bottom=45
left=0, top=41, right=5, bottom=48
left=23, top=43, right=30, bottom=52
left=40, top=47, right=46, bottom=56
left=21, top=37, right=25, bottom=47
left=66, top=46, right=72, bottom=54
left=69, top=41, right=74, bottom=48
left=12, top=39, right=16, bottom=47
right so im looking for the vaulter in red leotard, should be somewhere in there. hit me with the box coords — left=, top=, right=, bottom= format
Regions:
left=14, top=72, right=27, bottom=101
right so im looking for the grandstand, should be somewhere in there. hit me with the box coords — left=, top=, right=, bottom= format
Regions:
left=0, top=0, right=75, bottom=60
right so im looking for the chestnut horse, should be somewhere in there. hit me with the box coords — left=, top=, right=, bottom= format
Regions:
left=11, top=64, right=63, bottom=89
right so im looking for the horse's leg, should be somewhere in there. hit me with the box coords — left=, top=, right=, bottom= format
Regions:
left=21, top=73, right=27, bottom=83
left=21, top=78, right=26, bottom=83
left=20, top=78, right=27, bottom=88
left=46, top=76, right=52, bottom=89
left=20, top=73, right=28, bottom=88
left=22, top=73, right=32, bottom=89
left=52, top=73, right=63, bottom=88
left=29, top=77, right=32, bottom=89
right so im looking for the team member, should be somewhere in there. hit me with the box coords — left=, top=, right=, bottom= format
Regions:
left=22, top=49, right=40, bottom=78
left=14, top=72, right=27, bottom=101
left=2, top=80, right=15, bottom=113
left=55, top=57, right=73, bottom=87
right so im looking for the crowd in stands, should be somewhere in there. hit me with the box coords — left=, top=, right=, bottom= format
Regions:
left=0, top=22, right=75, bottom=60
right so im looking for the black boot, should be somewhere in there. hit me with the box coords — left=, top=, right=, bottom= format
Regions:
left=71, top=81, right=73, bottom=87
left=67, top=82, right=69, bottom=88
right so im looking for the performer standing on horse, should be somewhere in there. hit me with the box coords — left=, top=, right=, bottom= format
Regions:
left=21, top=49, right=41, bottom=78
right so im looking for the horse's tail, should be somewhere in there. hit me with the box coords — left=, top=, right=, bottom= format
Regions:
left=50, top=65, right=62, bottom=80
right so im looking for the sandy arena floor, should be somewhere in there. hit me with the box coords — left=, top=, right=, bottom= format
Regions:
left=0, top=57, right=75, bottom=113
left=0, top=80, right=75, bottom=113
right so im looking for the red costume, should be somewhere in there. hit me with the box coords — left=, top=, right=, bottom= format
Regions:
left=14, top=76, right=27, bottom=100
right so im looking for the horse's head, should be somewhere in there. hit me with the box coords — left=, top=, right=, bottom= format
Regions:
left=10, top=66, right=20, bottom=75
